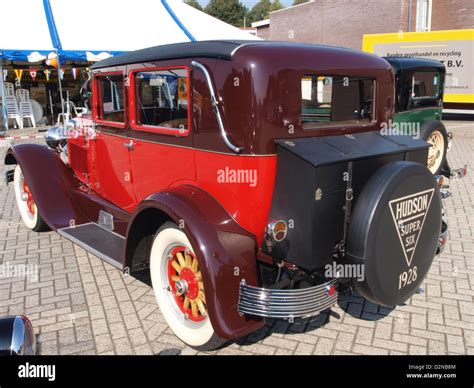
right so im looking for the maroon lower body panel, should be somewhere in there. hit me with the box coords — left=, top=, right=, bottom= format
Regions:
left=129, top=185, right=264, bottom=340
left=5, top=144, right=88, bottom=230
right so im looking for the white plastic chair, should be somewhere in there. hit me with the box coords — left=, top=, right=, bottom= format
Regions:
left=4, top=82, right=14, bottom=97
left=15, top=89, right=35, bottom=128
left=57, top=93, right=87, bottom=126
left=3, top=83, right=22, bottom=129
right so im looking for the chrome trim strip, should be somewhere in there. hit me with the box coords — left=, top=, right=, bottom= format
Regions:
left=191, top=60, right=242, bottom=154
left=230, top=43, right=259, bottom=57
left=238, top=279, right=338, bottom=319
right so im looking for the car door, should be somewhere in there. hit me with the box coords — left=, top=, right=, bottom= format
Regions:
left=90, top=71, right=137, bottom=213
left=127, top=65, right=196, bottom=202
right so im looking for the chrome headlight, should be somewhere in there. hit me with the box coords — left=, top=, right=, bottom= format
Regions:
left=0, top=315, right=36, bottom=355
left=45, top=125, right=67, bottom=151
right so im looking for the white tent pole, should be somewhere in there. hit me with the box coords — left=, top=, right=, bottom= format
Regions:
left=57, top=59, right=64, bottom=125
left=0, top=61, right=7, bottom=131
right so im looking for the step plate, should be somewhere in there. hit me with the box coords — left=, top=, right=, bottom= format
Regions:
left=58, top=223, right=124, bottom=269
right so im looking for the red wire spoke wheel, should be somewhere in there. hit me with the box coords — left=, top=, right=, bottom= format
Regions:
left=167, top=246, right=206, bottom=322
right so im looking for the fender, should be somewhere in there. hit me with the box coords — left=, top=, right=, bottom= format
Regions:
left=125, top=185, right=264, bottom=339
left=5, top=144, right=88, bottom=230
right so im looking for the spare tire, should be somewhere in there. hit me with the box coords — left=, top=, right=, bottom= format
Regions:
left=346, top=161, right=442, bottom=306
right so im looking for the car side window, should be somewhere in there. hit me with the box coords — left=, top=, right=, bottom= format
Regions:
left=130, top=67, right=190, bottom=135
left=95, top=73, right=125, bottom=125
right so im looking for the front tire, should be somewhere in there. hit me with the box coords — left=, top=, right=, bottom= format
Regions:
left=13, top=165, right=49, bottom=232
left=150, top=221, right=226, bottom=351
left=421, top=121, right=448, bottom=175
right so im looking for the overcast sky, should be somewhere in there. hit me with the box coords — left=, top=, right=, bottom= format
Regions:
left=197, top=0, right=294, bottom=8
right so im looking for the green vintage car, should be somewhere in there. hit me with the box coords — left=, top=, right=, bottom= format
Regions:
left=384, top=57, right=449, bottom=175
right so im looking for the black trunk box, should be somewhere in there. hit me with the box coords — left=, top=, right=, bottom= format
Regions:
left=268, top=132, right=429, bottom=272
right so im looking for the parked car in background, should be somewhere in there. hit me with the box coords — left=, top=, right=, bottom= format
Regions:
left=5, top=41, right=456, bottom=350
left=384, top=57, right=449, bottom=175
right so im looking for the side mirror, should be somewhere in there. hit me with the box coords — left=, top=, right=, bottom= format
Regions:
left=0, top=315, right=36, bottom=355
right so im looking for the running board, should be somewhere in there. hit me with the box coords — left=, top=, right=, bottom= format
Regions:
left=58, top=223, right=124, bottom=269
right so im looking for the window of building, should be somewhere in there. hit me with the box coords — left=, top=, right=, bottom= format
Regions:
left=301, top=75, right=375, bottom=128
left=95, top=73, right=125, bottom=125
left=416, top=0, right=432, bottom=32
left=131, top=68, right=189, bottom=134
left=412, top=72, right=439, bottom=98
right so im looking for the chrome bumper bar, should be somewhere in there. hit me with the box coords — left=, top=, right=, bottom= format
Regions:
left=238, top=279, right=338, bottom=320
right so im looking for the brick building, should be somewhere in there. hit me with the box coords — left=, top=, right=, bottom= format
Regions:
left=253, top=0, right=474, bottom=49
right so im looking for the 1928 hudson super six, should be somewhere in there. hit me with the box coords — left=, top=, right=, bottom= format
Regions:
left=5, top=41, right=457, bottom=350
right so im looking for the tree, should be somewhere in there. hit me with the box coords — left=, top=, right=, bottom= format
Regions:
left=184, top=0, right=202, bottom=11
left=292, top=0, right=308, bottom=5
left=269, top=0, right=284, bottom=13
left=247, top=0, right=284, bottom=23
left=247, top=0, right=271, bottom=23
left=204, top=0, right=247, bottom=27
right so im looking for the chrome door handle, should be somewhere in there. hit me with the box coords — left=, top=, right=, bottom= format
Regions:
left=123, top=140, right=134, bottom=151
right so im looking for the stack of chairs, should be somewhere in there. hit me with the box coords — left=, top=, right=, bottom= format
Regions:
left=3, top=83, right=23, bottom=129
left=15, top=89, right=36, bottom=128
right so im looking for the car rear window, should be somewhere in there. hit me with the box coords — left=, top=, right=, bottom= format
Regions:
left=301, top=75, right=375, bottom=129
left=134, top=68, right=189, bottom=132
left=412, top=72, right=439, bottom=98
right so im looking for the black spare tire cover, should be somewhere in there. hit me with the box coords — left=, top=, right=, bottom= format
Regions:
left=346, top=161, right=441, bottom=306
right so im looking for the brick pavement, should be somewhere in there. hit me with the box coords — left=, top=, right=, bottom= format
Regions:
left=0, top=121, right=472, bottom=355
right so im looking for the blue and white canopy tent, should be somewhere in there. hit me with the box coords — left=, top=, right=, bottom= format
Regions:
left=0, top=0, right=259, bottom=129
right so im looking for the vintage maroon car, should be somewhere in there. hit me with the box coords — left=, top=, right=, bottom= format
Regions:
left=5, top=41, right=450, bottom=350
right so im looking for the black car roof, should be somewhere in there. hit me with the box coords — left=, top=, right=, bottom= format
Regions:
left=92, top=39, right=378, bottom=69
left=383, top=56, right=446, bottom=74
left=91, top=40, right=258, bottom=69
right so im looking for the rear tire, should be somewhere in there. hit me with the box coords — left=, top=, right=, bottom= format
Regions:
left=150, top=221, right=226, bottom=351
left=13, top=165, right=49, bottom=232
left=421, top=120, right=448, bottom=175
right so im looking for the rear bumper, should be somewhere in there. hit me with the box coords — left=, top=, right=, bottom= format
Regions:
left=238, top=279, right=338, bottom=320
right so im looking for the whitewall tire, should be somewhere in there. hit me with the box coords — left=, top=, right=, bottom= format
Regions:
left=150, top=222, right=225, bottom=350
left=13, top=165, right=48, bottom=232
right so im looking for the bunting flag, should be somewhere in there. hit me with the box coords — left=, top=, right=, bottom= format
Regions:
left=30, top=70, right=37, bottom=81
left=3, top=69, right=7, bottom=81
left=59, top=68, right=65, bottom=80
left=14, top=69, right=23, bottom=81
left=44, top=69, right=51, bottom=81
left=71, top=68, right=78, bottom=80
